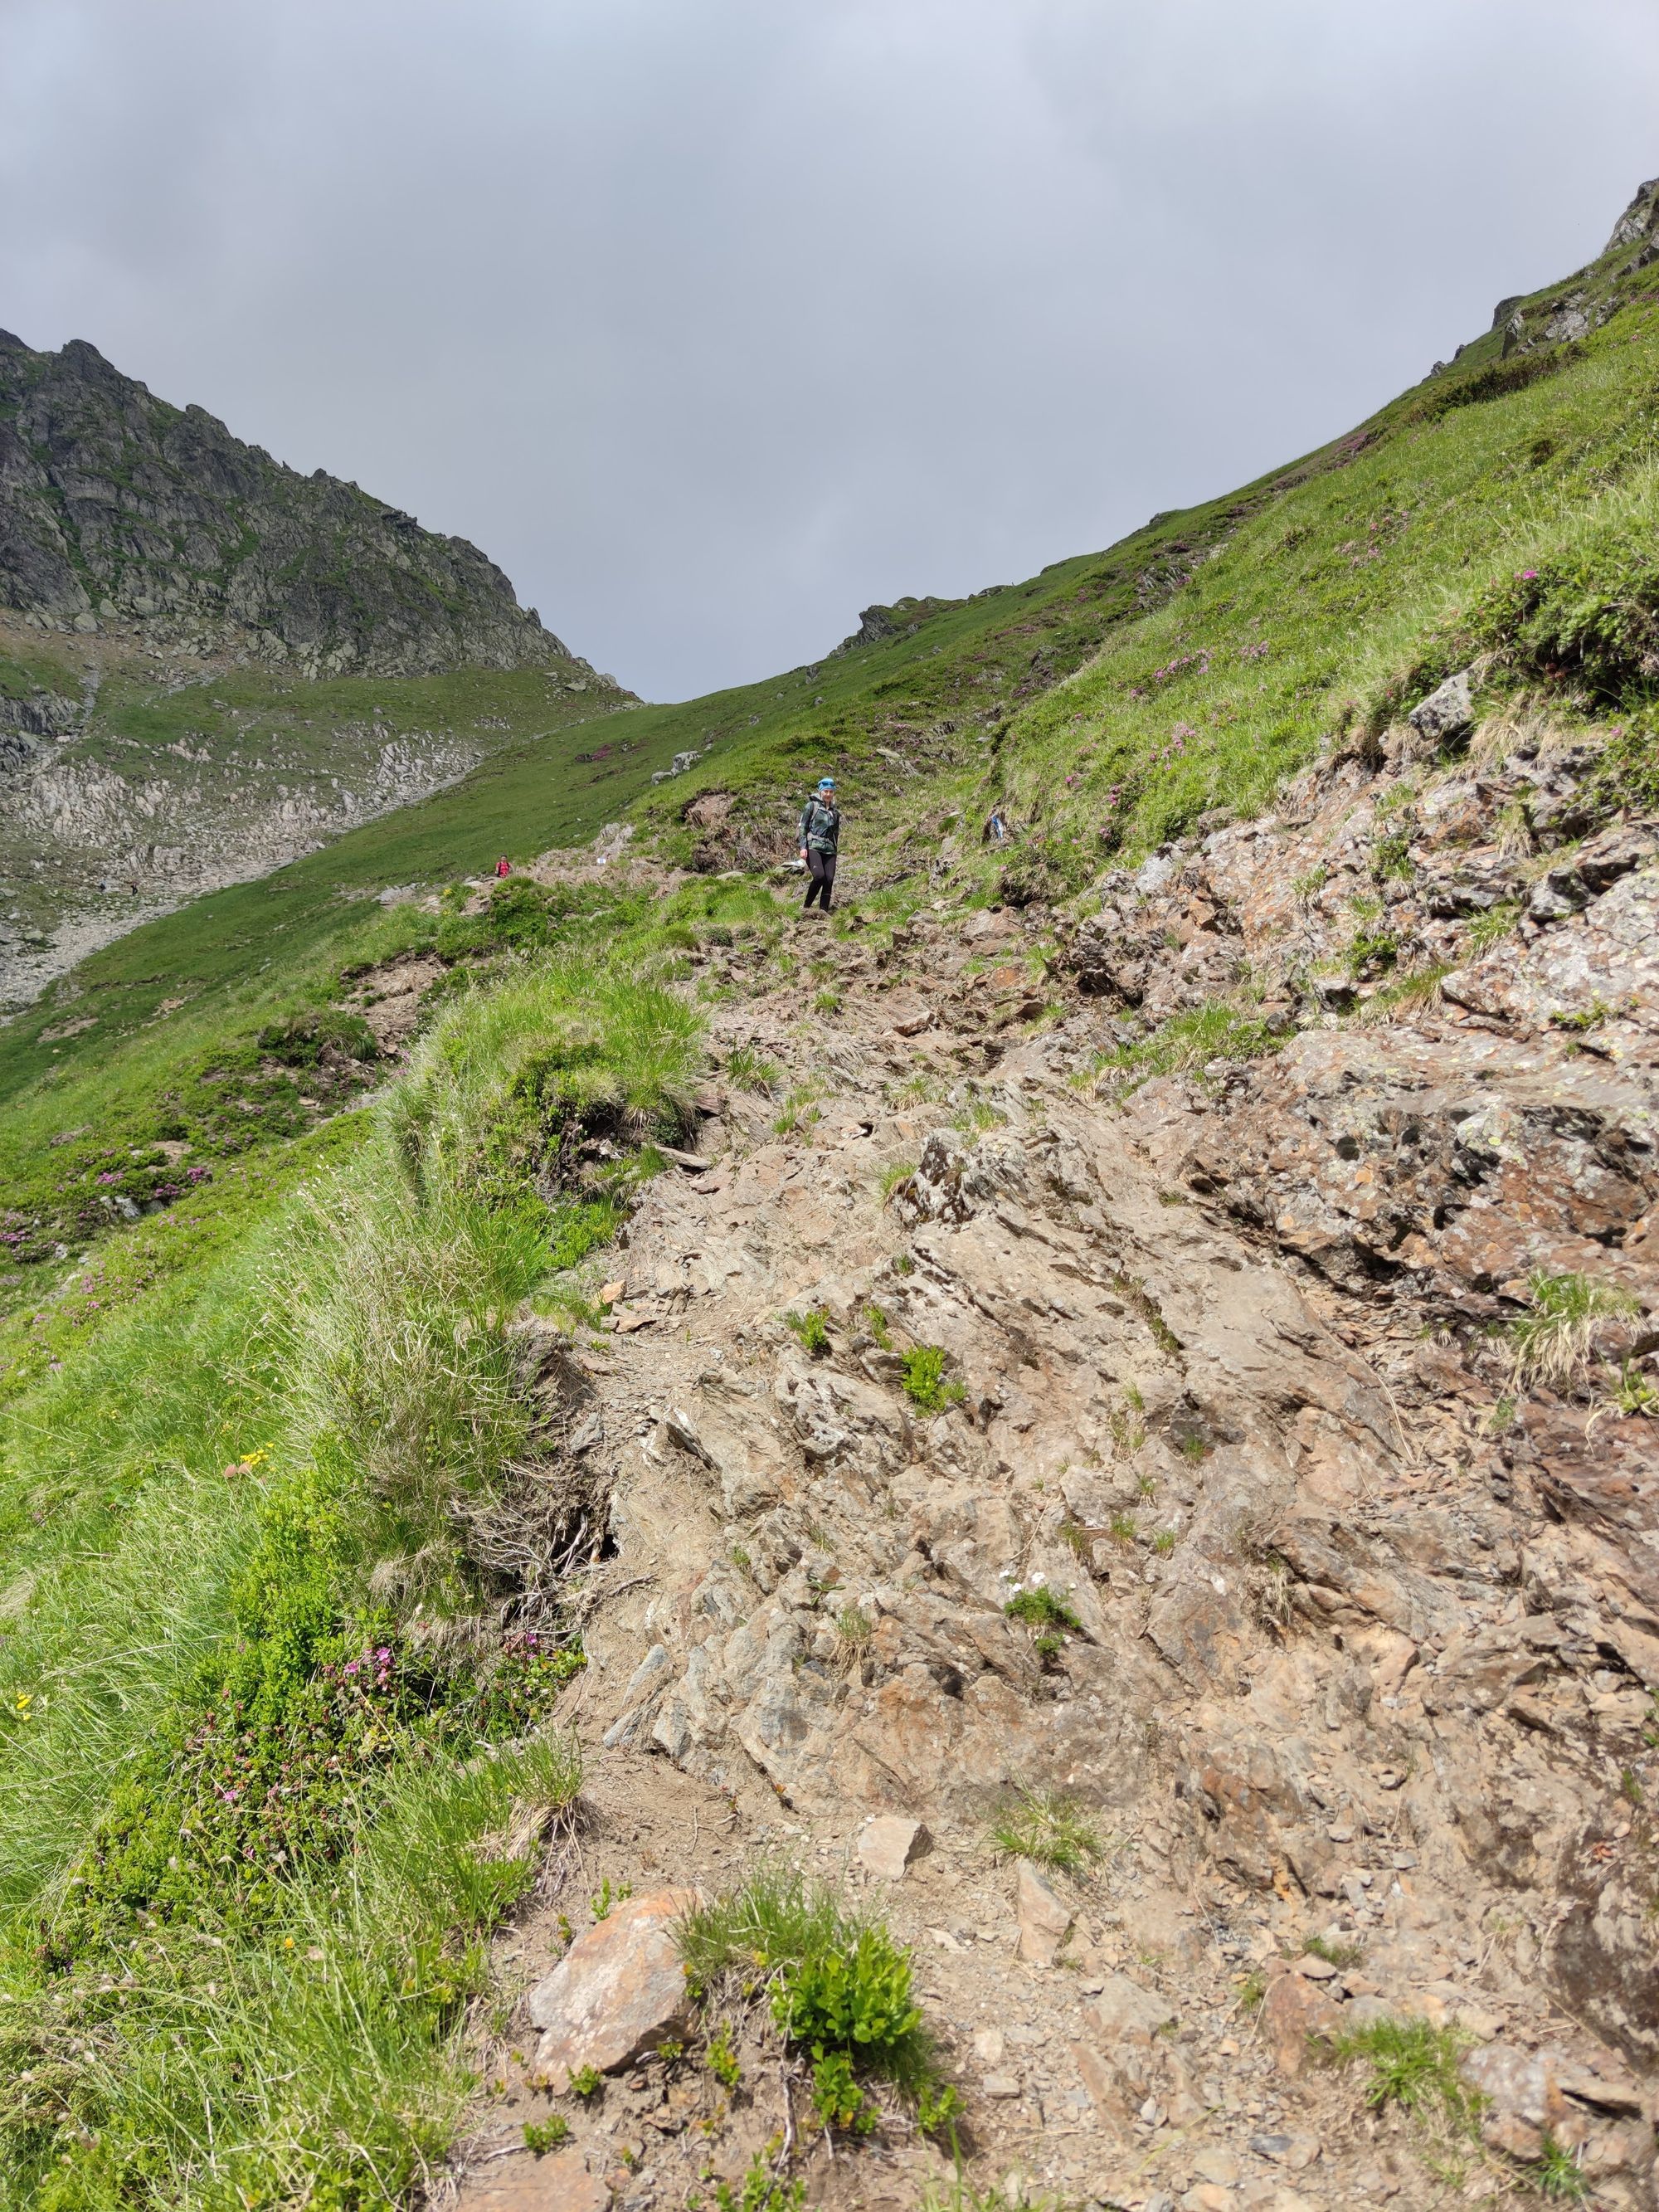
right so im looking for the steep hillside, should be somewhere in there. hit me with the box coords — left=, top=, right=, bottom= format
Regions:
left=2, top=181, right=1659, bottom=2212
left=0, top=332, right=629, bottom=1003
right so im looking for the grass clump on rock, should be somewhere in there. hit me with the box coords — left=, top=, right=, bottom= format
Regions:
left=1330, top=2016, right=1474, bottom=2123
left=1002, top=1583, right=1081, bottom=1631
left=783, top=1306, right=830, bottom=1356
left=986, top=1787, right=1104, bottom=1874
left=1507, top=1268, right=1639, bottom=1391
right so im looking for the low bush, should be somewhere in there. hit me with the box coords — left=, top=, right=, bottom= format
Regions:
left=676, top=1866, right=956, bottom=2135
left=784, top=1307, right=830, bottom=1356
left=901, top=1345, right=965, bottom=1412
left=1588, top=716, right=1659, bottom=817
left=1003, top=1585, right=1081, bottom=1632
left=435, top=877, right=586, bottom=960
left=1403, top=345, right=1568, bottom=425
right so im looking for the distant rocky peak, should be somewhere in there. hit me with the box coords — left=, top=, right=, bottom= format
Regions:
left=1605, top=175, right=1659, bottom=256
left=0, top=329, right=592, bottom=682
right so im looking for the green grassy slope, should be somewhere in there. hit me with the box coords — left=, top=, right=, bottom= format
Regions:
left=4, top=199, right=1659, bottom=2209
left=11, top=228, right=1659, bottom=1308
left=0, top=647, right=634, bottom=1013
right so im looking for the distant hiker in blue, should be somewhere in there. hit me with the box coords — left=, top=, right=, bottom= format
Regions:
left=798, top=776, right=841, bottom=912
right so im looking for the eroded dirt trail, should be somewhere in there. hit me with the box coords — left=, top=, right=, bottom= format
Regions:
left=450, top=872, right=1657, bottom=2212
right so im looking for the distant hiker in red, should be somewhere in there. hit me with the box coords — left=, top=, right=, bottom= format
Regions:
left=494, top=856, right=511, bottom=878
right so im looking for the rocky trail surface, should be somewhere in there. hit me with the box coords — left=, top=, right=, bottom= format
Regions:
left=445, top=712, right=1659, bottom=2212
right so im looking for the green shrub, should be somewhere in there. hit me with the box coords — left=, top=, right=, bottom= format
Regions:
left=1403, top=346, right=1567, bottom=425
left=1588, top=717, right=1659, bottom=816
left=1003, top=1585, right=1081, bottom=1631
left=901, top=1345, right=965, bottom=1412
left=713, top=2155, right=805, bottom=2212
left=705, top=2020, right=742, bottom=2090
left=1469, top=524, right=1659, bottom=704
left=544, top=1196, right=625, bottom=1272
left=678, top=1867, right=948, bottom=2125
left=435, top=877, right=582, bottom=959
left=772, top=1922, right=921, bottom=2061
left=784, top=1307, right=830, bottom=1356
left=1607, top=1360, right=1659, bottom=1419
left=524, top=2115, right=571, bottom=2151
left=809, top=2049, right=875, bottom=2135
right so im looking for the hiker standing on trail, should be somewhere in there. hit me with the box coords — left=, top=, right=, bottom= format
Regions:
left=798, top=776, right=840, bottom=912
left=494, top=855, right=511, bottom=878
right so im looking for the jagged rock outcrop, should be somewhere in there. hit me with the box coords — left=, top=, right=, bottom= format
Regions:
left=456, top=840, right=1659, bottom=2207
left=1607, top=177, right=1659, bottom=256
left=0, top=329, right=567, bottom=675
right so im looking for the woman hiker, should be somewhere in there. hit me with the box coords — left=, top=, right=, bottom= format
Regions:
left=798, top=776, right=840, bottom=912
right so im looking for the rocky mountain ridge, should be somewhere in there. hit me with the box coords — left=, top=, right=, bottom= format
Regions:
left=0, top=327, right=640, bottom=1006
left=0, top=330, right=571, bottom=677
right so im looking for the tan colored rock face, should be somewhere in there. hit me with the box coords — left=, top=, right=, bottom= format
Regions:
left=1089, top=1971, right=1175, bottom=2042
left=855, top=1813, right=928, bottom=1880
left=465, top=726, right=1659, bottom=2207
left=527, top=1890, right=697, bottom=2076
left=1260, top=1972, right=1343, bottom=2077
left=465, top=2149, right=610, bottom=2212
left=1014, top=1857, right=1072, bottom=1964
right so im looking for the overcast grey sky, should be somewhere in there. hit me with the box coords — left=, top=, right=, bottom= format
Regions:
left=2, top=2, right=1657, bottom=700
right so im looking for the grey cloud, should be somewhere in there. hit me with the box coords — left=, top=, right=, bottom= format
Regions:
left=2, top=0, right=1656, bottom=698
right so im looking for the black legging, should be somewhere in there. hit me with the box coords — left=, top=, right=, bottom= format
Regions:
left=803, top=850, right=837, bottom=909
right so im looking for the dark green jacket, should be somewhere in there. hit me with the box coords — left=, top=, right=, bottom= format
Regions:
left=799, top=797, right=841, bottom=855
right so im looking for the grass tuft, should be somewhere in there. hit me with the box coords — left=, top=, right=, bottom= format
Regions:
left=675, top=1864, right=955, bottom=2133
left=783, top=1307, right=830, bottom=1357
left=1507, top=1268, right=1640, bottom=1391
left=986, top=1788, right=1104, bottom=1873
left=1330, top=2017, right=1475, bottom=2124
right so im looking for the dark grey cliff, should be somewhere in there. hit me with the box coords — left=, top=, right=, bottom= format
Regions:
left=0, top=331, right=566, bottom=677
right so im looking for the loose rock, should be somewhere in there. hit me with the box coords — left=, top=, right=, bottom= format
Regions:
left=527, top=1891, right=697, bottom=2076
